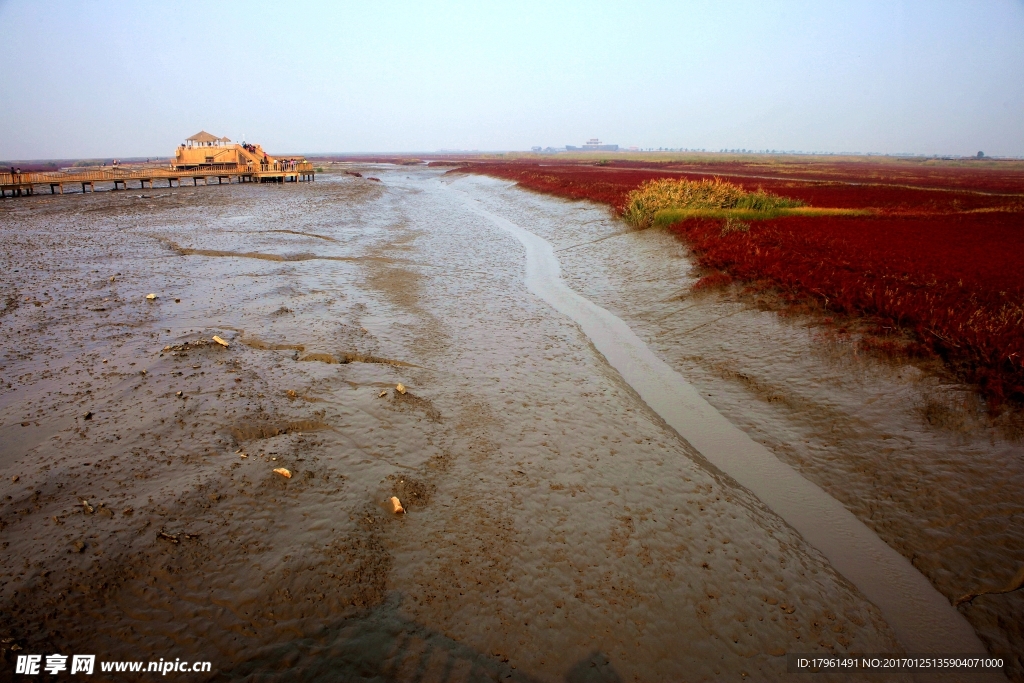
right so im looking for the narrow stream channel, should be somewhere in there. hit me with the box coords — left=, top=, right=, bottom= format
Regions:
left=446, top=181, right=987, bottom=658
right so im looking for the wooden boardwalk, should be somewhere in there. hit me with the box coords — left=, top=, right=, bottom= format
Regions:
left=1, top=161, right=315, bottom=197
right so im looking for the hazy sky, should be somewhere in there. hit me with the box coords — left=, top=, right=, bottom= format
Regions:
left=2, top=1, right=1023, bottom=159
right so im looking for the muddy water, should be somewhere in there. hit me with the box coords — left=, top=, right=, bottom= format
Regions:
left=0, top=165, right=1010, bottom=682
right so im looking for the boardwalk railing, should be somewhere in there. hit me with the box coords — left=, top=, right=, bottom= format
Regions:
left=1, top=161, right=314, bottom=187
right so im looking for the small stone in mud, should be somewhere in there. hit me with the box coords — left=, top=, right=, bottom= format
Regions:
left=176, top=391, right=183, bottom=397
left=174, top=298, right=180, bottom=303
left=273, top=467, right=292, bottom=479
left=145, top=293, right=157, bottom=300
left=388, top=496, right=405, bottom=514
left=396, top=383, right=407, bottom=395
left=79, top=499, right=94, bottom=514
left=83, top=411, right=93, bottom=420
left=10, top=475, right=18, bottom=483
left=72, top=541, right=85, bottom=553
left=212, top=335, right=229, bottom=347
left=20, top=422, right=29, bottom=427
left=377, top=389, right=387, bottom=398
left=109, top=276, right=115, bottom=282
left=122, top=507, right=134, bottom=516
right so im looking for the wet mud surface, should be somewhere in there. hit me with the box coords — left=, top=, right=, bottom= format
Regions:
left=0, top=167, right=1011, bottom=680
left=457, top=175, right=1023, bottom=679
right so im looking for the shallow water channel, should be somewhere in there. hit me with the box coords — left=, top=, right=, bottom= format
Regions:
left=0, top=165, right=1019, bottom=681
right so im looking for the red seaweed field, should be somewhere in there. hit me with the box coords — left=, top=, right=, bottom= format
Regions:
left=602, top=157, right=1024, bottom=194
left=455, top=159, right=1024, bottom=408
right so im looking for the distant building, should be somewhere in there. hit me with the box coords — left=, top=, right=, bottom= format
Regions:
left=566, top=138, right=619, bottom=152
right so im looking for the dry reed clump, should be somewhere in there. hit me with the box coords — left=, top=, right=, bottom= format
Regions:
left=622, top=177, right=803, bottom=228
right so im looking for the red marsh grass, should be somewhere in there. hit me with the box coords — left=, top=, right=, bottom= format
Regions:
left=668, top=212, right=1024, bottom=409
left=455, top=160, right=1024, bottom=409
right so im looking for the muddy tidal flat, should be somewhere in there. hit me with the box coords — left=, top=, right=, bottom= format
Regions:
left=1, top=166, right=1020, bottom=681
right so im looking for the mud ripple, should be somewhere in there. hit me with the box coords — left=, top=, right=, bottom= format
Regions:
left=264, top=229, right=338, bottom=242
left=231, top=419, right=330, bottom=442
left=150, top=235, right=392, bottom=264
left=298, top=351, right=415, bottom=367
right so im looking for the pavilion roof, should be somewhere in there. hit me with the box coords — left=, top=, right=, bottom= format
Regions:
left=186, top=131, right=220, bottom=143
